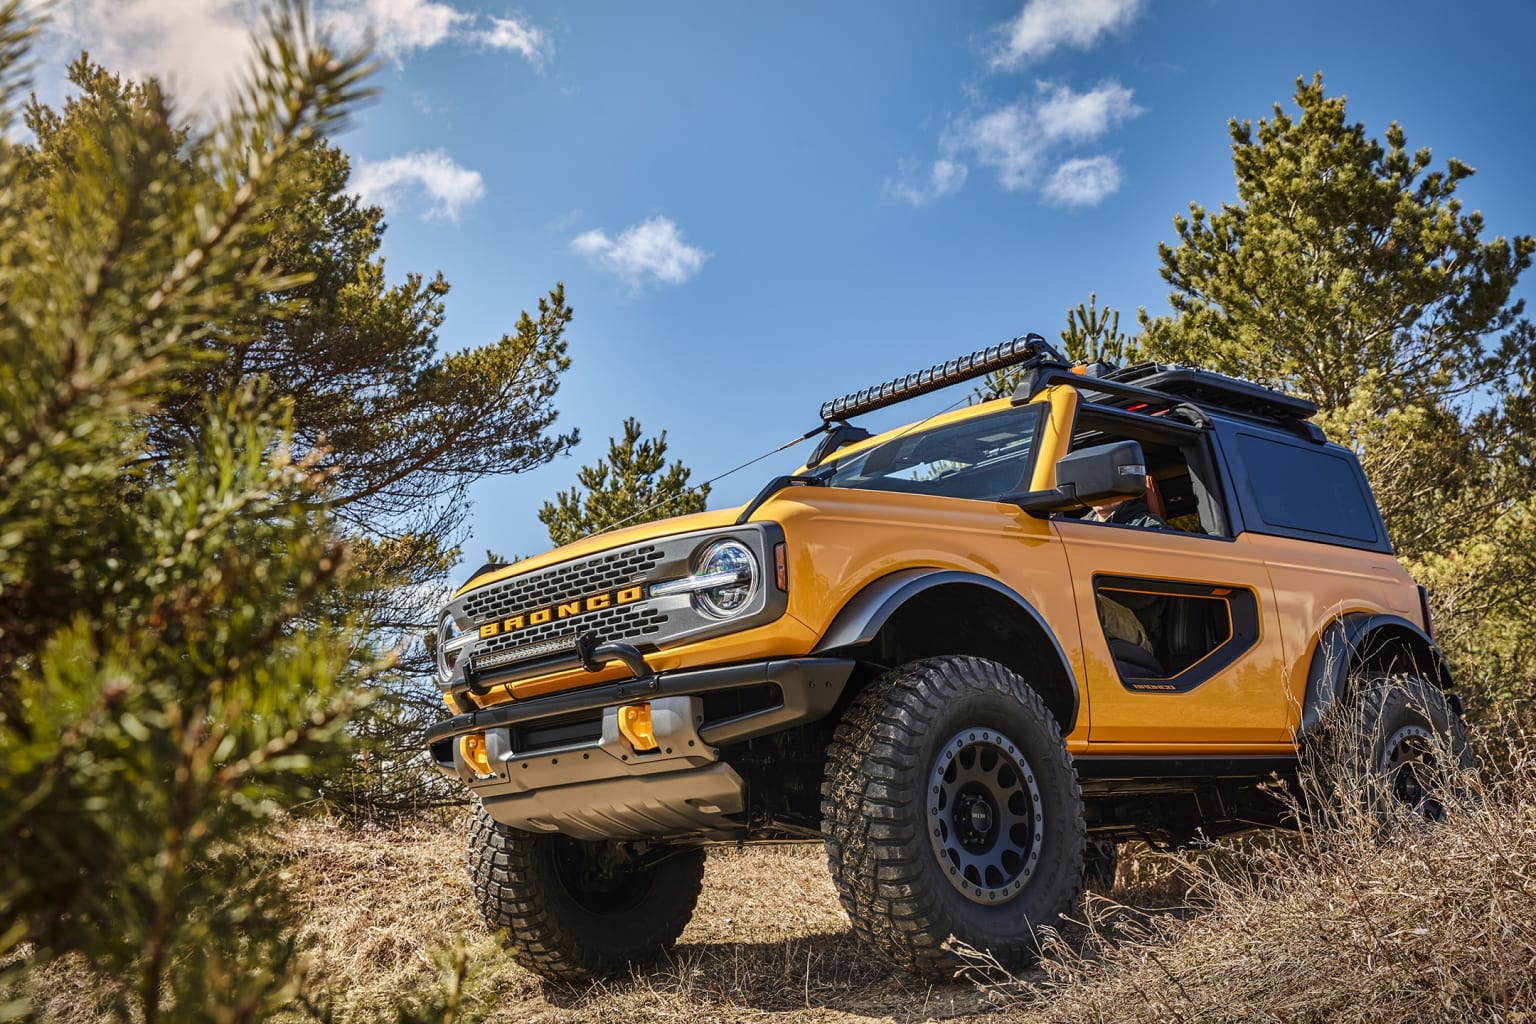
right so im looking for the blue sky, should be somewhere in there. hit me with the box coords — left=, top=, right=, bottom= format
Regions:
left=33, top=0, right=1536, bottom=573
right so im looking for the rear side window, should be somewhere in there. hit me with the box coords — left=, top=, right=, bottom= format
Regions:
left=1232, top=432, right=1383, bottom=546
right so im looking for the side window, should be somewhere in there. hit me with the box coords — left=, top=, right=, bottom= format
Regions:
left=1093, top=576, right=1261, bottom=692
left=1232, top=432, right=1381, bottom=546
left=1066, top=424, right=1230, bottom=538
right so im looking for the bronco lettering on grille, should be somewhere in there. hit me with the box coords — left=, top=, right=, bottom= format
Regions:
left=478, top=585, right=645, bottom=639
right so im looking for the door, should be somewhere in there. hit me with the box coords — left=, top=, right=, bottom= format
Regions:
left=1051, top=441, right=1293, bottom=749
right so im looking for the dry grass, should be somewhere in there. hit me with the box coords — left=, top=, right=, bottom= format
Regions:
left=22, top=721, right=1536, bottom=1023
left=275, top=820, right=1001, bottom=1023
left=958, top=730, right=1536, bottom=1023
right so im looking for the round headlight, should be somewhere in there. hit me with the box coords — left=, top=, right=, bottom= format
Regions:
left=694, top=539, right=758, bottom=617
left=436, top=612, right=472, bottom=682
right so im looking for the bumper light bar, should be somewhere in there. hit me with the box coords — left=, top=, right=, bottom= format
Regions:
left=473, top=634, right=579, bottom=673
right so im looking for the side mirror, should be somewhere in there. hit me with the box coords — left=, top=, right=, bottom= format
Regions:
left=1007, top=440, right=1147, bottom=513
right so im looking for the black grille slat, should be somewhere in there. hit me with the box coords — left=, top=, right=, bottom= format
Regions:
left=475, top=606, right=667, bottom=658
left=462, top=544, right=662, bottom=622
left=461, top=544, right=668, bottom=674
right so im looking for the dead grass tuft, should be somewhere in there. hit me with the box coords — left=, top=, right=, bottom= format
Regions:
left=957, top=720, right=1536, bottom=1023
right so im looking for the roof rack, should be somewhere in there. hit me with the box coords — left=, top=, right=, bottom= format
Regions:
left=1014, top=360, right=1323, bottom=441
left=815, top=333, right=1319, bottom=433
left=1103, top=363, right=1317, bottom=420
left=1015, top=361, right=1317, bottom=421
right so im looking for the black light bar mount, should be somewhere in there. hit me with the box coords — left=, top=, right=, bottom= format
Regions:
left=818, top=333, right=1060, bottom=422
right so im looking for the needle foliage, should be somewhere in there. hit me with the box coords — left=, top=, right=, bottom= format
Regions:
left=0, top=4, right=464, bottom=1019
left=1140, top=75, right=1536, bottom=708
left=538, top=417, right=709, bottom=547
left=12, top=1, right=582, bottom=816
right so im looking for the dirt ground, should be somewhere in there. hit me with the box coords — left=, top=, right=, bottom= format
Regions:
left=281, top=817, right=1024, bottom=1024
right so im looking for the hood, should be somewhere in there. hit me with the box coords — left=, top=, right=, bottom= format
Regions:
left=454, top=506, right=748, bottom=597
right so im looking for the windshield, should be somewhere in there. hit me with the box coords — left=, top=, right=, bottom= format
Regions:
left=822, top=402, right=1045, bottom=501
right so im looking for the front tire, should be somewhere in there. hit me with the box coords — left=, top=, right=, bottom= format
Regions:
left=821, top=656, right=1085, bottom=975
left=467, top=805, right=706, bottom=981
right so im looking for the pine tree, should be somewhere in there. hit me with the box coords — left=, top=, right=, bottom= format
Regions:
left=1138, top=74, right=1536, bottom=708
left=1138, top=74, right=1533, bottom=414
left=538, top=418, right=709, bottom=546
left=16, top=50, right=582, bottom=815
left=1062, top=292, right=1139, bottom=365
left=0, top=5, right=475, bottom=1018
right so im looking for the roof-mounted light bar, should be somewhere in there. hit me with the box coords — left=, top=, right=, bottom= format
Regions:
left=819, top=333, right=1056, bottom=422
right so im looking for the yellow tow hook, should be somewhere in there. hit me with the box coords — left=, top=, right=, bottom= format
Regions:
left=460, top=733, right=495, bottom=778
left=618, top=702, right=660, bottom=753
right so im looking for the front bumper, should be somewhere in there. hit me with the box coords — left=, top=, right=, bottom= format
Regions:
left=426, top=656, right=855, bottom=841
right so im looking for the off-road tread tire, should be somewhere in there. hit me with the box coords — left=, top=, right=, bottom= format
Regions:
left=1320, top=671, right=1476, bottom=816
left=821, top=655, right=1085, bottom=976
left=467, top=804, right=706, bottom=982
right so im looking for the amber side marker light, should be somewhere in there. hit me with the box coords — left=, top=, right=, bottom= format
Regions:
left=619, top=703, right=660, bottom=753
left=774, top=542, right=788, bottom=591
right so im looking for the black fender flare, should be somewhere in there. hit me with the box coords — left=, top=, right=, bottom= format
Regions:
left=810, top=568, right=1081, bottom=733
left=1299, top=612, right=1455, bottom=738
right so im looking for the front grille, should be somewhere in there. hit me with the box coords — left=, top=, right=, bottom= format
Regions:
left=444, top=524, right=785, bottom=688
left=473, top=604, right=667, bottom=664
left=461, top=543, right=669, bottom=673
left=462, top=544, right=662, bottom=621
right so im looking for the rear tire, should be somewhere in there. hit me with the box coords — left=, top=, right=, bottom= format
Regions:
left=821, top=656, right=1084, bottom=975
left=1312, top=672, right=1476, bottom=821
left=467, top=804, right=706, bottom=981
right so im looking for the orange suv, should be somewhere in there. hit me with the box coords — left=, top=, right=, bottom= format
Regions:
left=426, top=335, right=1471, bottom=980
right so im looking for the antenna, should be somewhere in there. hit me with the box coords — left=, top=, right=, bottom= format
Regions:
left=818, top=333, right=1059, bottom=422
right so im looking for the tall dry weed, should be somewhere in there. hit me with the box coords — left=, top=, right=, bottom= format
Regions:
left=959, top=701, right=1536, bottom=1023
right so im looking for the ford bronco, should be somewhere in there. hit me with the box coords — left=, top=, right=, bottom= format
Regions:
left=425, top=335, right=1471, bottom=980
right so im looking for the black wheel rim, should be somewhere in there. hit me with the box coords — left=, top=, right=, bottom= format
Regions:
left=1381, top=723, right=1445, bottom=820
left=551, top=837, right=653, bottom=914
left=927, top=728, right=1043, bottom=905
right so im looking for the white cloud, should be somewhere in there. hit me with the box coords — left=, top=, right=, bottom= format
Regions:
left=352, top=150, right=485, bottom=220
left=477, top=15, right=552, bottom=65
left=324, top=0, right=552, bottom=65
left=991, top=0, right=1143, bottom=70
left=958, top=103, right=1040, bottom=190
left=1042, top=155, right=1123, bottom=206
left=570, top=217, right=709, bottom=288
left=39, top=0, right=262, bottom=114
left=324, top=0, right=471, bottom=62
left=884, top=158, right=969, bottom=207
left=34, top=0, right=551, bottom=113
left=950, top=80, right=1141, bottom=200
left=1034, top=80, right=1140, bottom=143
left=887, top=1, right=1144, bottom=209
